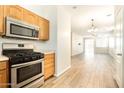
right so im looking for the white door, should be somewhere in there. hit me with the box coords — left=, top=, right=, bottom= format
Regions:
left=114, top=6, right=123, bottom=87
left=84, top=39, right=94, bottom=56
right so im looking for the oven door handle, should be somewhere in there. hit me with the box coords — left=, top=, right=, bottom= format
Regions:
left=11, top=59, right=44, bottom=68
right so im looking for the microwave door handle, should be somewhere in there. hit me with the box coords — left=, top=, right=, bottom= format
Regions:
left=12, top=59, right=44, bottom=68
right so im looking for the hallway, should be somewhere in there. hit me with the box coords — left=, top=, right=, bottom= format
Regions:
left=42, top=54, right=118, bottom=88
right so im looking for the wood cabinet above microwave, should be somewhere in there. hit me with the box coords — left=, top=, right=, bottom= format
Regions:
left=0, top=6, right=4, bottom=35
left=38, top=17, right=49, bottom=41
left=0, top=5, right=50, bottom=41
left=4, top=5, right=23, bottom=20
left=22, top=9, right=39, bottom=26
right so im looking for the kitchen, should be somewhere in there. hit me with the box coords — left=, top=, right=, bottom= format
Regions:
left=0, top=5, right=54, bottom=88
left=0, top=5, right=71, bottom=88
left=0, top=5, right=124, bottom=88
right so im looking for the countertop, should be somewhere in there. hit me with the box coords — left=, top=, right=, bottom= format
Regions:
left=0, top=55, right=9, bottom=62
left=40, top=50, right=55, bottom=54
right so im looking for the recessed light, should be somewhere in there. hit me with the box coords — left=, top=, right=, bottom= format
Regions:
left=72, top=6, right=77, bottom=9
left=106, top=14, right=112, bottom=17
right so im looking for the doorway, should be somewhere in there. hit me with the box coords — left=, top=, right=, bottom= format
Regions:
left=84, top=38, right=94, bottom=56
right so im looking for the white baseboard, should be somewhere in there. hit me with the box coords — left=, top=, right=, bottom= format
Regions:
left=71, top=52, right=84, bottom=57
left=54, top=65, right=71, bottom=77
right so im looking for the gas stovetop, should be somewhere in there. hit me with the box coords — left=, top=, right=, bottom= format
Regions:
left=2, top=49, right=44, bottom=65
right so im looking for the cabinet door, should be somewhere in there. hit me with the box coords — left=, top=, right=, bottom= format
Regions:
left=38, top=18, right=49, bottom=40
left=44, top=53, right=55, bottom=80
left=0, top=70, right=8, bottom=88
left=23, top=9, right=38, bottom=26
left=4, top=5, right=23, bottom=20
left=44, top=66, right=54, bottom=80
left=0, top=6, right=4, bottom=35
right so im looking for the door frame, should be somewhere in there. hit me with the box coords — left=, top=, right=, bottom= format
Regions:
left=83, top=38, right=95, bottom=54
left=122, top=7, right=124, bottom=88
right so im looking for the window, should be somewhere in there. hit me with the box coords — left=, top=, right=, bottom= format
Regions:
left=109, top=37, right=114, bottom=49
left=96, top=37, right=108, bottom=48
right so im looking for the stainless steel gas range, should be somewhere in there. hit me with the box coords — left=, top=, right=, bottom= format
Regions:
left=2, top=43, right=44, bottom=88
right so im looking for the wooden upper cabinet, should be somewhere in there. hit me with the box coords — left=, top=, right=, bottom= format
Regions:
left=38, top=17, right=49, bottom=40
left=0, top=6, right=4, bottom=35
left=23, top=9, right=38, bottom=26
left=0, top=5, right=50, bottom=40
left=4, top=5, right=23, bottom=20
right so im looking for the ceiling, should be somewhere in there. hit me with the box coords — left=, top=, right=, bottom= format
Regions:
left=65, top=5, right=114, bottom=35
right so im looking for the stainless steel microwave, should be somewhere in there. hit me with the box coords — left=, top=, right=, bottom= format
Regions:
left=6, top=17, right=39, bottom=40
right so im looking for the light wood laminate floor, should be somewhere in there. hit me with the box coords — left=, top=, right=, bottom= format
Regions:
left=42, top=54, right=118, bottom=88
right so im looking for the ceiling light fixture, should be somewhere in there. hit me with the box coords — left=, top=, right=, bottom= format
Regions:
left=87, top=19, right=98, bottom=33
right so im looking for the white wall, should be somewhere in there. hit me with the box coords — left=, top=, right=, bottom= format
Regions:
left=0, top=5, right=57, bottom=55
left=71, top=32, right=83, bottom=56
left=56, top=6, right=71, bottom=76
